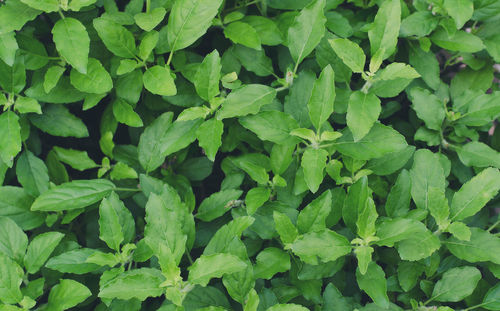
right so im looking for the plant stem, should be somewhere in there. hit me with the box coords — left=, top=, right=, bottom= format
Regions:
left=488, top=219, right=500, bottom=232
left=114, top=187, right=142, bottom=192
left=146, top=0, right=151, bottom=13
left=58, top=10, right=65, bottom=19
left=166, top=51, right=174, bottom=66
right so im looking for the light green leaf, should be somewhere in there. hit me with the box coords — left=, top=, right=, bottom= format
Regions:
left=24, top=232, right=64, bottom=274
left=68, top=0, right=97, bottom=11
left=334, top=123, right=408, bottom=161
left=290, top=229, right=351, bottom=265
left=143, top=65, right=177, bottom=96
left=446, top=227, right=500, bottom=264
left=267, top=304, right=309, bottom=311
left=0, top=32, right=19, bottom=66
left=456, top=141, right=500, bottom=169
left=287, top=0, right=326, bottom=66
left=0, top=187, right=44, bottom=230
left=93, top=18, right=136, bottom=58
left=356, top=197, right=378, bottom=239
left=245, top=187, right=271, bottom=215
left=254, top=247, right=290, bottom=279
left=369, top=63, right=420, bottom=98
left=0, top=111, right=21, bottom=167
left=0, top=217, right=28, bottom=263
left=31, top=179, right=115, bottom=211
left=356, top=262, right=389, bottom=308
left=483, top=283, right=500, bottom=311
left=273, top=211, right=299, bottom=245
left=346, top=91, right=381, bottom=141
left=196, top=189, right=243, bottom=221
left=134, top=7, right=166, bottom=32
left=224, top=22, right=261, bottom=50
left=53, top=146, right=98, bottom=171
left=99, top=268, right=165, bottom=301
left=45, top=248, right=100, bottom=274
left=189, top=253, right=247, bottom=286
left=52, top=17, right=89, bottom=74
left=385, top=169, right=411, bottom=217
left=0, top=58, right=26, bottom=93
left=301, top=148, right=328, bottom=193
left=138, top=112, right=174, bottom=172
left=447, top=221, right=471, bottom=241
left=159, top=118, right=203, bottom=160
left=29, top=104, right=89, bottom=138
left=444, top=0, right=473, bottom=29
left=450, top=167, right=500, bottom=221
left=328, top=38, right=365, bottom=73
left=14, top=96, right=41, bottom=114
left=167, top=0, right=224, bottom=52
left=70, top=58, right=112, bottom=94
left=408, top=87, right=445, bottom=131
left=20, top=0, right=59, bottom=12
left=110, top=162, right=138, bottom=180
left=197, top=118, right=223, bottom=162
left=0, top=253, right=24, bottom=305
left=233, top=45, right=274, bottom=77
left=431, top=28, right=484, bottom=53
left=368, top=0, right=401, bottom=60
left=343, top=176, right=370, bottom=232
left=0, top=0, right=40, bottom=35
left=297, top=190, right=332, bottom=233
left=15, top=151, right=49, bottom=197
left=99, top=193, right=125, bottom=251
left=47, top=279, right=91, bottom=311
left=239, top=111, right=299, bottom=145
left=355, top=246, right=374, bottom=275
left=137, top=30, right=159, bottom=62
left=427, top=187, right=450, bottom=230
left=432, top=266, right=481, bottom=302
left=410, top=149, right=445, bottom=210
left=400, top=11, right=439, bottom=38
left=308, top=65, right=335, bottom=131
left=112, top=99, right=143, bottom=127
left=242, top=15, right=283, bottom=46
left=217, top=84, right=276, bottom=119
left=194, top=50, right=221, bottom=101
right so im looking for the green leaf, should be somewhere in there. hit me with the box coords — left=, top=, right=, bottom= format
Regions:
left=346, top=91, right=381, bottom=141
left=0, top=187, right=44, bottom=230
left=112, top=99, right=143, bottom=127
left=158, top=118, right=203, bottom=162
left=31, top=179, right=115, bottom=211
left=239, top=111, right=299, bottom=145
left=356, top=262, right=389, bottom=308
left=0, top=32, right=19, bottom=67
left=197, top=118, right=224, bottom=162
left=134, top=7, right=166, bottom=32
left=15, top=151, right=49, bottom=197
left=167, top=0, right=224, bottom=52
left=254, top=247, right=290, bottom=279
left=273, top=211, right=299, bottom=245
left=217, top=84, right=276, bottom=119
left=385, top=169, right=411, bottom=217
left=290, top=229, right=351, bottom=265
left=232, top=45, right=274, bottom=77
left=46, top=248, right=101, bottom=274
left=138, top=112, right=174, bottom=172
left=53, top=146, right=98, bottom=171
left=20, top=0, right=59, bottom=12
left=0, top=217, right=28, bottom=263
left=287, top=0, right=326, bottom=66
left=245, top=187, right=271, bottom=215
left=144, top=189, right=188, bottom=264
left=356, top=197, right=378, bottom=239
left=400, top=11, right=438, bottom=38
left=456, top=141, right=500, bottom=169
left=14, top=96, right=41, bottom=114
left=52, top=17, right=89, bottom=74
left=343, top=176, right=370, bottom=232
left=483, top=283, right=500, bottom=311
left=188, top=253, right=247, bottom=286
left=70, top=58, right=112, bottom=94
left=224, top=22, right=261, bottom=50
left=0, top=58, right=26, bottom=94
left=334, top=123, right=408, bottom=161
left=242, top=16, right=283, bottom=46
left=328, top=38, right=365, bottom=73
left=355, top=246, right=374, bottom=275
left=308, top=65, right=335, bottom=131
left=138, top=30, right=159, bottom=61
left=110, top=162, right=138, bottom=180
left=93, top=18, right=136, bottom=58
left=47, top=279, right=91, bottom=311
left=0, top=111, right=21, bottom=167
left=23, top=232, right=64, bottom=274
left=369, top=63, right=420, bottom=98
left=67, top=0, right=96, bottom=11
left=368, top=0, right=401, bottom=61
left=447, top=221, right=471, bottom=241
left=431, top=266, right=481, bottom=302
left=29, top=104, right=89, bottom=138
left=267, top=304, right=309, bottom=311
left=431, top=28, right=485, bottom=53
left=0, top=0, right=40, bottom=35
left=196, top=189, right=243, bottom=221
left=408, top=87, right=445, bottom=131
left=194, top=50, right=221, bottom=101
left=427, top=187, right=450, bottom=230
left=444, top=0, right=473, bottom=29
left=99, top=194, right=125, bottom=251
left=301, top=148, right=328, bottom=193
left=446, top=227, right=500, bottom=264
left=0, top=253, right=24, bottom=305
left=143, top=65, right=177, bottom=96
left=450, top=167, right=500, bottom=221
left=99, top=268, right=165, bottom=301
left=410, top=149, right=445, bottom=210
left=297, top=190, right=332, bottom=233
left=397, top=262, right=424, bottom=292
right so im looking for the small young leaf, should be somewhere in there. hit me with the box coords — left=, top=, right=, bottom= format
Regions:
left=328, top=38, right=365, bottom=73
left=143, top=65, right=177, bottom=96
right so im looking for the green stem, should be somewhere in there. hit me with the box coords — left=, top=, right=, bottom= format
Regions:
left=463, top=301, right=490, bottom=311
left=224, top=0, right=260, bottom=13
left=58, top=10, right=65, bottom=19
left=275, top=86, right=289, bottom=92
left=166, top=51, right=174, bottom=66
left=146, top=0, right=151, bottom=13
left=186, top=250, right=194, bottom=265
left=488, top=219, right=500, bottom=232
left=114, top=187, right=142, bottom=192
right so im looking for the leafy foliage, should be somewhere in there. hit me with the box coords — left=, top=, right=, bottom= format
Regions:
left=0, top=0, right=499, bottom=310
